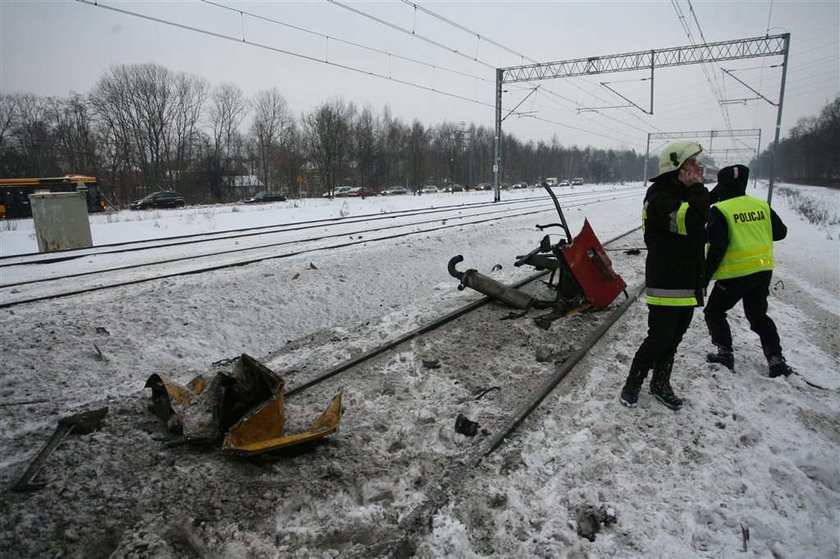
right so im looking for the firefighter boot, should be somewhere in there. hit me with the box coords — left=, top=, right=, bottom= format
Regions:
left=767, top=355, right=794, bottom=378
left=706, top=345, right=734, bottom=371
left=649, top=357, right=683, bottom=410
left=619, top=360, right=649, bottom=408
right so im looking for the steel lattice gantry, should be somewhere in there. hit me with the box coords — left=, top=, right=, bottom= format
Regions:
left=493, top=34, right=790, bottom=203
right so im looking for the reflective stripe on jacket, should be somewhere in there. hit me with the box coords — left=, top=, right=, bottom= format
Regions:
left=711, top=196, right=774, bottom=280
left=670, top=202, right=690, bottom=236
left=645, top=287, right=697, bottom=307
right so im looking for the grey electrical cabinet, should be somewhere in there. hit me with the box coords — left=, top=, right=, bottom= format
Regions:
left=29, top=192, right=93, bottom=252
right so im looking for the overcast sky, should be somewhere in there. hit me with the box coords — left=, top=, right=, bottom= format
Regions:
left=1, top=1, right=838, bottom=163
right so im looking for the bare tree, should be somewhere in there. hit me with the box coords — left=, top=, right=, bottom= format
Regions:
left=46, top=93, right=99, bottom=176
left=352, top=105, right=378, bottom=188
left=166, top=73, right=208, bottom=195
left=0, top=94, right=18, bottom=154
left=90, top=64, right=209, bottom=201
left=302, top=99, right=355, bottom=196
left=9, top=94, right=59, bottom=176
left=90, top=64, right=171, bottom=193
left=276, top=123, right=306, bottom=198
left=407, top=120, right=429, bottom=187
left=208, top=82, right=248, bottom=198
left=250, top=88, right=292, bottom=193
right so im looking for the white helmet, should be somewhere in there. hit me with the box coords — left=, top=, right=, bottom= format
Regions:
left=652, top=141, right=703, bottom=180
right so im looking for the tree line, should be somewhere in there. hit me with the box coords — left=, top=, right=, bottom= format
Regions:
left=0, top=63, right=656, bottom=206
left=752, top=96, right=840, bottom=187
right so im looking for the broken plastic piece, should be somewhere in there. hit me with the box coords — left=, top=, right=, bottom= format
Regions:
left=145, top=354, right=341, bottom=455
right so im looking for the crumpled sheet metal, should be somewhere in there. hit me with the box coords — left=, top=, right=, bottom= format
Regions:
left=145, top=353, right=341, bottom=455
left=223, top=393, right=342, bottom=456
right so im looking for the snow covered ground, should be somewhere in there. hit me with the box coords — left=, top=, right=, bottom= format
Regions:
left=0, top=181, right=837, bottom=558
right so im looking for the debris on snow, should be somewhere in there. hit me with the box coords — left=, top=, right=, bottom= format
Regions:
left=573, top=503, right=616, bottom=541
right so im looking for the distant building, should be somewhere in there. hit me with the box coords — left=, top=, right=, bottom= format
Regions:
left=231, top=175, right=264, bottom=196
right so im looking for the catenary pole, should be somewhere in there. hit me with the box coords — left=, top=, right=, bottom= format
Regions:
left=767, top=33, right=790, bottom=206
left=494, top=69, right=503, bottom=203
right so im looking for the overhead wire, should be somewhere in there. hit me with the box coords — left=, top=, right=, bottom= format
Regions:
left=327, top=0, right=495, bottom=70
left=333, top=0, right=645, bottom=143
left=751, top=0, right=774, bottom=130
left=386, top=0, right=658, bottom=143
left=74, top=0, right=642, bottom=149
left=677, top=0, right=735, bottom=135
left=75, top=0, right=508, bottom=111
left=200, top=0, right=493, bottom=84
left=384, top=0, right=655, bottom=147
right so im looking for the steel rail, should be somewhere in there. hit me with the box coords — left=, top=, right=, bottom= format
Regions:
left=369, top=282, right=645, bottom=557
left=0, top=205, right=555, bottom=309
left=0, top=187, right=640, bottom=266
left=0, top=194, right=547, bottom=266
left=0, top=200, right=553, bottom=289
left=0, top=194, right=643, bottom=309
left=481, top=281, right=645, bottom=456
left=1, top=190, right=641, bottom=290
left=351, top=228, right=644, bottom=557
left=286, top=226, right=642, bottom=400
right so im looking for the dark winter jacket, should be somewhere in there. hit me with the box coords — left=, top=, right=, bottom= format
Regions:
left=643, top=171, right=710, bottom=306
left=706, top=165, right=787, bottom=279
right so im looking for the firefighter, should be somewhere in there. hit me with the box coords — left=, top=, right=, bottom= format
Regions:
left=704, top=164, right=793, bottom=377
left=619, top=141, right=710, bottom=410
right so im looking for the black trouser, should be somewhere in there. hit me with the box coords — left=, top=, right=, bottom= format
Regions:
left=633, top=305, right=695, bottom=370
left=704, top=270, right=781, bottom=357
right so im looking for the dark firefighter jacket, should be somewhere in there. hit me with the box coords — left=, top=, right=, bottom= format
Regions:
left=643, top=172, right=710, bottom=306
left=706, top=164, right=787, bottom=279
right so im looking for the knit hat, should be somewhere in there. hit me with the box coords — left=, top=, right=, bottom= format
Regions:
left=710, top=164, right=749, bottom=203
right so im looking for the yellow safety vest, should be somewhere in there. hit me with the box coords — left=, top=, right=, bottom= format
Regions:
left=711, top=196, right=774, bottom=280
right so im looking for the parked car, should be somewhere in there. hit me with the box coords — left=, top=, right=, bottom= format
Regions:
left=381, top=186, right=409, bottom=195
left=558, top=180, right=571, bottom=187
left=419, top=185, right=438, bottom=194
left=346, top=187, right=377, bottom=197
left=323, top=186, right=354, bottom=197
left=570, top=178, right=585, bottom=185
left=243, top=191, right=286, bottom=204
left=129, top=191, right=185, bottom=210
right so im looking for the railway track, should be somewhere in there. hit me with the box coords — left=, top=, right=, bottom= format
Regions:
left=0, top=187, right=641, bottom=266
left=0, top=189, right=643, bottom=309
left=0, top=222, right=648, bottom=558
left=241, top=225, right=646, bottom=555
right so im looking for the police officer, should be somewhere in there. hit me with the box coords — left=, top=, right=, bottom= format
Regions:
left=620, top=141, right=710, bottom=410
left=704, top=164, right=793, bottom=377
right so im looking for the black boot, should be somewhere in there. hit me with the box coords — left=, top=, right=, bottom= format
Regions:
left=619, top=360, right=649, bottom=408
left=706, top=345, right=734, bottom=371
left=650, top=357, right=683, bottom=410
left=767, top=355, right=793, bottom=378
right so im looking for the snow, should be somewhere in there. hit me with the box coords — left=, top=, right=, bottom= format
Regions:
left=0, top=182, right=837, bottom=558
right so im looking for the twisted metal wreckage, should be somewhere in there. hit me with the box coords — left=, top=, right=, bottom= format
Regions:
left=146, top=354, right=342, bottom=455
left=146, top=186, right=625, bottom=454
left=449, top=184, right=627, bottom=328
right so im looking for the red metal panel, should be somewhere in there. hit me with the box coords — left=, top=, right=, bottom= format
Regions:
left=560, top=219, right=627, bottom=309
